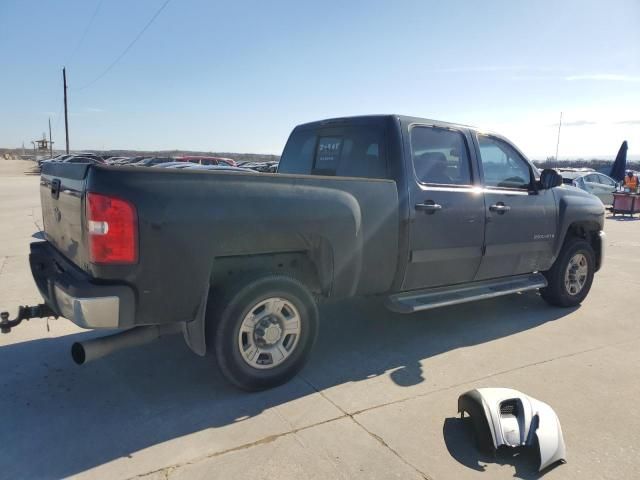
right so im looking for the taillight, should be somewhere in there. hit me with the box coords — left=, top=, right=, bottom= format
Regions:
left=86, top=192, right=138, bottom=264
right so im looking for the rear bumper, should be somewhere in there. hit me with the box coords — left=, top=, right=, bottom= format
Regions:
left=29, top=241, right=135, bottom=329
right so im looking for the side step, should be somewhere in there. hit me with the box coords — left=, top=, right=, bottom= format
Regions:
left=385, top=273, right=548, bottom=314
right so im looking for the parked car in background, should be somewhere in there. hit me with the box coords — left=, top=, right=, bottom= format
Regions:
left=154, top=162, right=251, bottom=172
left=239, top=161, right=279, bottom=173
left=37, top=154, right=71, bottom=168
left=133, top=157, right=175, bottom=166
left=62, top=156, right=105, bottom=165
left=558, top=170, right=617, bottom=205
left=38, top=154, right=105, bottom=169
left=152, top=161, right=192, bottom=168
left=175, top=156, right=237, bottom=166
left=66, top=152, right=105, bottom=163
left=105, top=157, right=132, bottom=165
left=180, top=164, right=252, bottom=172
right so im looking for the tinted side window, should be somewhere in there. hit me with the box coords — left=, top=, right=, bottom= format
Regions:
left=477, top=135, right=531, bottom=189
left=410, top=126, right=472, bottom=185
left=334, top=129, right=385, bottom=178
left=278, top=127, right=386, bottom=178
left=277, top=129, right=317, bottom=174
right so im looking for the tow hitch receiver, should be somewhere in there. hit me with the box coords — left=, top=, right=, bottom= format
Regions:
left=0, top=304, right=58, bottom=333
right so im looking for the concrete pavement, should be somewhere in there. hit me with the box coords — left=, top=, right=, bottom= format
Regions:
left=0, top=159, right=639, bottom=479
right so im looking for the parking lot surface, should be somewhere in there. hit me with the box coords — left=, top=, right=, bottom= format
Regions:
left=1, top=159, right=639, bottom=480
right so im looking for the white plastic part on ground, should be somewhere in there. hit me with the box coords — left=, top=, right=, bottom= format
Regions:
left=459, top=387, right=566, bottom=471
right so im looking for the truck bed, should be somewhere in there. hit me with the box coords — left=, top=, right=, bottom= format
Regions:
left=39, top=162, right=400, bottom=326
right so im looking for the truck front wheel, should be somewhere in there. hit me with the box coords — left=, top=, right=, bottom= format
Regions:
left=540, top=237, right=595, bottom=307
left=207, top=274, right=319, bottom=391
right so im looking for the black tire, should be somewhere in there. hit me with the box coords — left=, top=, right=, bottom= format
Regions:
left=540, top=237, right=595, bottom=307
left=207, top=273, right=319, bottom=391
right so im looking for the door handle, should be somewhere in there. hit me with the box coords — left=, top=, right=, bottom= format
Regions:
left=50, top=179, right=61, bottom=199
left=489, top=203, right=511, bottom=213
left=415, top=201, right=443, bottom=214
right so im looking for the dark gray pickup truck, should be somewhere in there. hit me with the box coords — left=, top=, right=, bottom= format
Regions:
left=2, top=115, right=605, bottom=390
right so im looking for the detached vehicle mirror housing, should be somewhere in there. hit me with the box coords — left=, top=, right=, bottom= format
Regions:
left=540, top=169, right=563, bottom=190
left=458, top=388, right=566, bottom=472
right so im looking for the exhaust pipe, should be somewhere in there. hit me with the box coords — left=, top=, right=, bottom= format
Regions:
left=71, top=324, right=181, bottom=365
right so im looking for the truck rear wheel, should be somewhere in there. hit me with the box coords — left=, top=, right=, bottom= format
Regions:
left=540, top=237, right=595, bottom=307
left=207, top=274, right=319, bottom=391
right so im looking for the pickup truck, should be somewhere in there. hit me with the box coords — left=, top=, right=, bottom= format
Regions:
left=1, top=115, right=606, bottom=391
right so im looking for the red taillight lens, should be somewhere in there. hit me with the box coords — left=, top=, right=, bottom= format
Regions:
left=86, top=192, right=138, bottom=264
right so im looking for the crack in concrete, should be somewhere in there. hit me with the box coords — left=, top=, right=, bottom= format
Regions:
left=131, top=335, right=640, bottom=479
left=0, top=257, right=7, bottom=277
left=298, top=375, right=433, bottom=480
left=349, top=415, right=433, bottom=480
left=129, top=415, right=348, bottom=480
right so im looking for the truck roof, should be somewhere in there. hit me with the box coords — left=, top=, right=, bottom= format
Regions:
left=295, top=114, right=477, bottom=131
left=291, top=114, right=532, bottom=166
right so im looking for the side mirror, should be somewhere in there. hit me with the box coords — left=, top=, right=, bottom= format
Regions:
left=540, top=169, right=563, bottom=189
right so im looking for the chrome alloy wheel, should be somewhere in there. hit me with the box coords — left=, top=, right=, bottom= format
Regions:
left=564, top=253, right=588, bottom=296
left=238, top=297, right=301, bottom=369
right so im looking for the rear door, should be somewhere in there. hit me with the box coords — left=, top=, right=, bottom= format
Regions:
left=402, top=125, right=485, bottom=290
left=473, top=134, right=557, bottom=280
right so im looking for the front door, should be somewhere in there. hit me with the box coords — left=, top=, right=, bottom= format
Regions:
left=402, top=125, right=485, bottom=290
left=474, top=134, right=557, bottom=280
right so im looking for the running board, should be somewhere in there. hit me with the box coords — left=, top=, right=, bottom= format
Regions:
left=385, top=273, right=548, bottom=314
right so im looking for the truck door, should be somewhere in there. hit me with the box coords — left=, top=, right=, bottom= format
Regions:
left=473, top=134, right=557, bottom=280
left=402, top=125, right=485, bottom=290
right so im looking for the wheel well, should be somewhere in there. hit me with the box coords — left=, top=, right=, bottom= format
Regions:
left=565, top=221, right=603, bottom=271
left=210, top=252, right=325, bottom=295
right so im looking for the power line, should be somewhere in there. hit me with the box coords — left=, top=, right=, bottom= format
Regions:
left=65, top=0, right=104, bottom=66
left=71, top=0, right=172, bottom=92
left=48, top=0, right=102, bottom=141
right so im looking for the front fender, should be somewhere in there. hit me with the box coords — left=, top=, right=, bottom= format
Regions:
left=554, top=187, right=605, bottom=252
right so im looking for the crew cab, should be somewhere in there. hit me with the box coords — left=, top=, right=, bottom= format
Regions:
left=2, top=115, right=605, bottom=391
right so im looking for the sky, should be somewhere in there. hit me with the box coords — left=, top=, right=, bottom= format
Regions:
left=1, top=0, right=639, bottom=160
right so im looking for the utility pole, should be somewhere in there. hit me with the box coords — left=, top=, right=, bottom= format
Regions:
left=63, top=67, right=70, bottom=154
left=48, top=117, right=53, bottom=158
left=554, top=111, right=562, bottom=161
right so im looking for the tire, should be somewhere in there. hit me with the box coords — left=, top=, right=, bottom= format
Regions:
left=207, top=273, right=319, bottom=391
left=540, top=237, right=595, bottom=307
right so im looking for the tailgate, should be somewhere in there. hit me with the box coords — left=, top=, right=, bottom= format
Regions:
left=40, top=162, right=91, bottom=269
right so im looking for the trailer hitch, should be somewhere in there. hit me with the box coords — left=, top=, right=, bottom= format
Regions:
left=0, top=304, right=58, bottom=333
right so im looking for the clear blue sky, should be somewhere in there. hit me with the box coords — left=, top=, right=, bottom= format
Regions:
left=1, top=0, right=639, bottom=159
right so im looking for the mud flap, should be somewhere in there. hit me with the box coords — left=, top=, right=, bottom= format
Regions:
left=181, top=287, right=208, bottom=356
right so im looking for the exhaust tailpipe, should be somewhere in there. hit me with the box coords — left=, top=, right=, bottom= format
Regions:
left=71, top=324, right=181, bottom=365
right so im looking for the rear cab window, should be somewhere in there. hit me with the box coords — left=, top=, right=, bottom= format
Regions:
left=278, top=123, right=387, bottom=179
